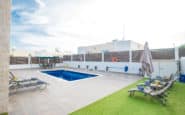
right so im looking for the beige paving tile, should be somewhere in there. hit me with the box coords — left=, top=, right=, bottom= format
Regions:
left=9, top=68, right=141, bottom=115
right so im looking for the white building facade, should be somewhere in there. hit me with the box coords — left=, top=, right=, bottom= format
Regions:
left=78, top=40, right=144, bottom=54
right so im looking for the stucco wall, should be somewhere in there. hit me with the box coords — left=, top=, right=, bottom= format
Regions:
left=0, top=0, right=10, bottom=113
left=181, top=57, right=185, bottom=74
left=63, top=60, right=177, bottom=77
left=9, top=60, right=178, bottom=78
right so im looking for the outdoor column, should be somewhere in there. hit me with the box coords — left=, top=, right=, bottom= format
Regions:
left=83, top=53, right=86, bottom=62
left=28, top=55, right=31, bottom=64
left=101, top=51, right=104, bottom=62
left=129, top=49, right=132, bottom=62
left=0, top=0, right=11, bottom=114
left=175, top=47, right=179, bottom=61
left=71, top=54, right=73, bottom=62
left=175, top=47, right=180, bottom=75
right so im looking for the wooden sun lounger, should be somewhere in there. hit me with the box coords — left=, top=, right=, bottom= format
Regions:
left=9, top=72, right=48, bottom=93
left=128, top=79, right=175, bottom=105
left=9, top=79, right=47, bottom=90
left=128, top=87, right=152, bottom=96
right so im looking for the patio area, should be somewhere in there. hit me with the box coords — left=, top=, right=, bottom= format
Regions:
left=8, top=68, right=140, bottom=115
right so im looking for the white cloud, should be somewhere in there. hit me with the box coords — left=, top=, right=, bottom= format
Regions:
left=35, top=0, right=45, bottom=8
left=13, top=0, right=185, bottom=53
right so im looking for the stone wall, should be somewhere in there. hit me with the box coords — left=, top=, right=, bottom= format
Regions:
left=0, top=0, right=10, bottom=113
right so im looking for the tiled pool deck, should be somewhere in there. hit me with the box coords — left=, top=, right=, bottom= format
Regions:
left=9, top=68, right=141, bottom=115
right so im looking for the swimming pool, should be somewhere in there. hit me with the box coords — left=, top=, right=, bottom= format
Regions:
left=42, top=70, right=97, bottom=81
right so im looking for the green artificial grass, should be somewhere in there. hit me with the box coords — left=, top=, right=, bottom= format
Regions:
left=71, top=79, right=185, bottom=115
left=0, top=112, right=8, bottom=115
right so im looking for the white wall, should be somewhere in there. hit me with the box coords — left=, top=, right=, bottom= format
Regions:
left=10, top=64, right=40, bottom=70
left=9, top=60, right=178, bottom=77
left=10, top=63, right=64, bottom=70
left=113, top=40, right=131, bottom=51
left=130, top=41, right=144, bottom=50
left=152, top=60, right=177, bottom=77
left=78, top=40, right=143, bottom=54
left=63, top=61, right=139, bottom=73
left=180, top=57, right=185, bottom=74
left=63, top=60, right=177, bottom=77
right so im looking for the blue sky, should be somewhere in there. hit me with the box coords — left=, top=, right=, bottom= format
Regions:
left=11, top=0, right=185, bottom=53
left=11, top=0, right=49, bottom=50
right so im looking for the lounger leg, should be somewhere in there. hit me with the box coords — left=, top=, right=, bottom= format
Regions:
left=131, top=91, right=133, bottom=96
left=39, top=84, right=47, bottom=90
left=161, top=98, right=166, bottom=105
left=129, top=92, right=132, bottom=96
left=157, top=95, right=167, bottom=105
left=129, top=91, right=135, bottom=97
left=131, top=91, right=135, bottom=96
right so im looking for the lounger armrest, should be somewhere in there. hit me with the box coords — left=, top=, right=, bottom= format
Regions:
left=137, top=83, right=145, bottom=86
left=128, top=88, right=138, bottom=92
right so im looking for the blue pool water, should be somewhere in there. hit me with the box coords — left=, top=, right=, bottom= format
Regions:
left=42, top=70, right=97, bottom=81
